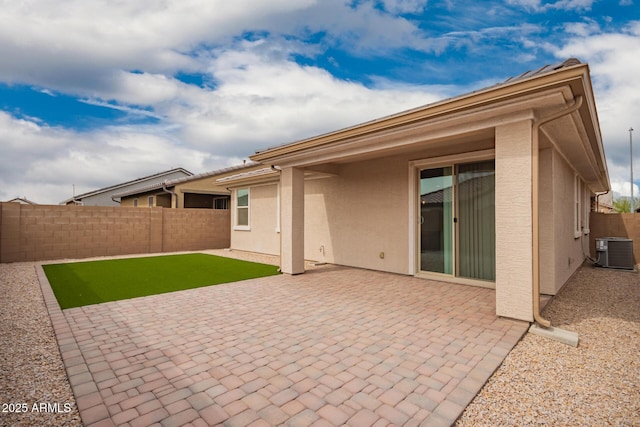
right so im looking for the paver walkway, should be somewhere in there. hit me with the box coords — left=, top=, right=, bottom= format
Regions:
left=39, top=262, right=528, bottom=427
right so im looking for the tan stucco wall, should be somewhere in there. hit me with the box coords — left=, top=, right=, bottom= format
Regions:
left=304, top=155, right=410, bottom=274
left=281, top=168, right=305, bottom=274
left=495, top=120, right=534, bottom=322
left=231, top=184, right=280, bottom=255
left=229, top=155, right=411, bottom=274
left=539, top=148, right=587, bottom=294
left=552, top=152, right=589, bottom=295
left=539, top=148, right=556, bottom=294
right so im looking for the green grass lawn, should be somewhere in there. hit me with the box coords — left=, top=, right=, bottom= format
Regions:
left=43, top=253, right=280, bottom=309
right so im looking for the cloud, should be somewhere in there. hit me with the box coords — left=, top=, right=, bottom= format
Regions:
left=157, top=44, right=445, bottom=153
left=380, top=0, right=429, bottom=14
left=551, top=21, right=640, bottom=196
left=0, top=43, right=448, bottom=204
left=506, top=0, right=596, bottom=12
left=0, top=111, right=219, bottom=204
left=1, top=0, right=637, bottom=207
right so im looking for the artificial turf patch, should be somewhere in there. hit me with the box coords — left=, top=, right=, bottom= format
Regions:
left=43, top=253, right=280, bottom=309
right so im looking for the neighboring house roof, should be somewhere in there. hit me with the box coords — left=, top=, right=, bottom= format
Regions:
left=6, top=197, right=38, bottom=204
left=60, top=168, right=193, bottom=204
left=112, top=162, right=260, bottom=198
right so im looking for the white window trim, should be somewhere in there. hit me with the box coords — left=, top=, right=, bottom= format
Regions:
left=275, top=183, right=281, bottom=233
left=574, top=175, right=582, bottom=238
left=148, top=196, right=154, bottom=207
left=583, top=184, right=590, bottom=235
left=234, top=188, right=250, bottom=231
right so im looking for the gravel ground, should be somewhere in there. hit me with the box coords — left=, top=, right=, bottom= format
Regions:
left=1, top=256, right=638, bottom=427
left=457, top=263, right=640, bottom=427
left=0, top=262, right=82, bottom=427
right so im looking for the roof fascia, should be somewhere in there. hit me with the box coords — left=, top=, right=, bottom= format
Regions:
left=251, top=64, right=589, bottom=163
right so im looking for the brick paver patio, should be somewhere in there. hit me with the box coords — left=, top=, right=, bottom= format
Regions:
left=38, top=262, right=528, bottom=427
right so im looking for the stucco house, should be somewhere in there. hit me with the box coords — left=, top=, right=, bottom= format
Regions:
left=61, top=168, right=193, bottom=206
left=115, top=163, right=264, bottom=209
left=6, top=197, right=38, bottom=205
left=218, top=58, right=610, bottom=324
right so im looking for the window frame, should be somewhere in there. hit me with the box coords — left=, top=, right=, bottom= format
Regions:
left=582, top=183, right=590, bottom=235
left=213, top=197, right=229, bottom=210
left=234, top=188, right=250, bottom=230
left=574, top=174, right=582, bottom=238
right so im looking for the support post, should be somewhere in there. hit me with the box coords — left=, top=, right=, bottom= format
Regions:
left=280, top=167, right=305, bottom=274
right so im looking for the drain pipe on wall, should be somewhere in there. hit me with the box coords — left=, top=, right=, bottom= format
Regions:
left=529, top=95, right=583, bottom=347
left=162, top=180, right=179, bottom=208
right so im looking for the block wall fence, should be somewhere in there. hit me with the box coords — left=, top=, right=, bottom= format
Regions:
left=1, top=204, right=637, bottom=265
left=589, top=212, right=640, bottom=264
left=0, top=203, right=230, bottom=263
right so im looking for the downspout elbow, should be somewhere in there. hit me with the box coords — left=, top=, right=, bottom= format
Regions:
left=162, top=180, right=179, bottom=208
left=532, top=95, right=583, bottom=328
left=111, top=195, right=121, bottom=204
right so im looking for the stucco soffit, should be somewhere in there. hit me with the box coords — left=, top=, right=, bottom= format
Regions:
left=216, top=168, right=280, bottom=187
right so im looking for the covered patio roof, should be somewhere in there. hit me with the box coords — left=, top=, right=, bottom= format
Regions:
left=250, top=59, right=609, bottom=193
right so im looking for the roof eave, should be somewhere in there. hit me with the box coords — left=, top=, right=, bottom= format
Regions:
left=250, top=63, right=590, bottom=163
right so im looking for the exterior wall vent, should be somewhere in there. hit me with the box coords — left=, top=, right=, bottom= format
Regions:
left=595, top=237, right=635, bottom=270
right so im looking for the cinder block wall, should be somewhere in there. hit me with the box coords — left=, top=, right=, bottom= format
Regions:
left=589, top=212, right=640, bottom=264
left=0, top=203, right=230, bottom=263
left=162, top=209, right=230, bottom=252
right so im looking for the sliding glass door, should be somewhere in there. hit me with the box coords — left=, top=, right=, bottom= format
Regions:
left=419, top=168, right=453, bottom=274
left=419, top=160, right=495, bottom=282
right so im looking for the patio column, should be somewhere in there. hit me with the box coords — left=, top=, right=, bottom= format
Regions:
left=495, top=120, right=534, bottom=321
left=280, top=166, right=305, bottom=274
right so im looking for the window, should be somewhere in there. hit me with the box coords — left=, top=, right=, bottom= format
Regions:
left=235, top=188, right=249, bottom=229
left=214, top=197, right=229, bottom=210
left=133, top=198, right=138, bottom=207
left=148, top=196, right=154, bottom=207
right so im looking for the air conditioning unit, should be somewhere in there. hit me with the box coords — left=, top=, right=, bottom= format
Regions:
left=595, top=237, right=635, bottom=270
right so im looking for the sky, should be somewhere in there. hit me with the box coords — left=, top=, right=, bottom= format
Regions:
left=0, top=0, right=639, bottom=204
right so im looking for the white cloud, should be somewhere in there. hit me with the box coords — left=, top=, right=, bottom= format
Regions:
left=1, top=0, right=638, bottom=207
left=380, top=0, right=429, bottom=14
left=0, top=45, right=448, bottom=204
left=161, top=45, right=445, bottom=152
left=506, top=0, right=596, bottom=12
left=563, top=19, right=601, bottom=37
left=610, top=179, right=639, bottom=200
left=553, top=21, right=640, bottom=195
left=0, top=111, right=220, bottom=204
